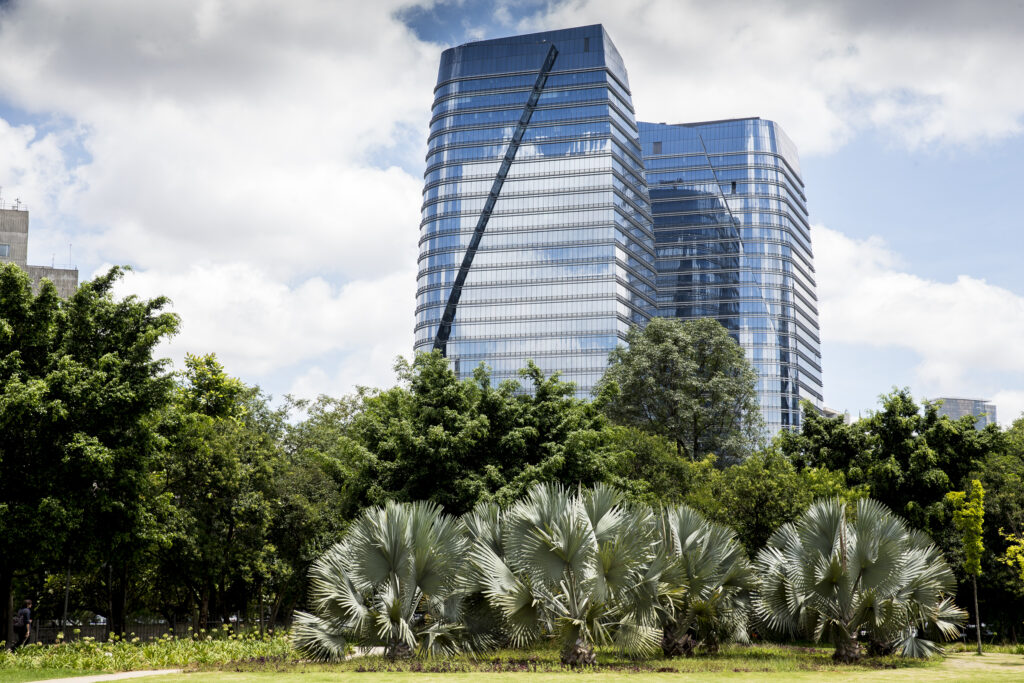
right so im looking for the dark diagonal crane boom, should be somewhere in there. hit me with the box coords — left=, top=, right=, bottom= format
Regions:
left=432, top=43, right=559, bottom=355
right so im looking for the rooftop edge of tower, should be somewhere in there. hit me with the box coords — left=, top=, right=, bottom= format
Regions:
left=435, top=24, right=631, bottom=91
left=638, top=118, right=802, bottom=179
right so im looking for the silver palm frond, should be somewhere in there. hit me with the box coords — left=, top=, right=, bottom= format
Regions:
left=753, top=498, right=966, bottom=660
left=291, top=500, right=476, bottom=661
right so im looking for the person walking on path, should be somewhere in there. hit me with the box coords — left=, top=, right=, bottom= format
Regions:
left=12, top=598, right=32, bottom=650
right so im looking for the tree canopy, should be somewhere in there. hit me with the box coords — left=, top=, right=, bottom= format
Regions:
left=4, top=263, right=1024, bottom=644
left=597, top=317, right=762, bottom=463
left=0, top=263, right=179, bottom=641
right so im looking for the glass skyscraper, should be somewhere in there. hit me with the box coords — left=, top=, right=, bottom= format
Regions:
left=415, top=25, right=657, bottom=394
left=415, top=26, right=825, bottom=433
left=639, top=119, right=824, bottom=430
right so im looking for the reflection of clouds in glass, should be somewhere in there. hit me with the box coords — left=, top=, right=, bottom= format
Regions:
left=642, top=120, right=821, bottom=431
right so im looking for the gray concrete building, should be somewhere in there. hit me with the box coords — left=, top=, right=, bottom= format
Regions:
left=0, top=207, right=79, bottom=298
left=934, top=397, right=997, bottom=429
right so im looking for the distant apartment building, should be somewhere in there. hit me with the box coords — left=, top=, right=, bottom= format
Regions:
left=935, top=397, right=997, bottom=429
left=0, top=207, right=79, bottom=298
left=822, top=406, right=851, bottom=423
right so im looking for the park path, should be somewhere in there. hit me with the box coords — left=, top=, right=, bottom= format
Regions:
left=27, top=670, right=182, bottom=683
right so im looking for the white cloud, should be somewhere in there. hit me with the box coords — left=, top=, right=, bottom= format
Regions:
left=0, top=0, right=436, bottom=279
left=114, top=262, right=415, bottom=390
left=0, top=118, right=83, bottom=263
left=992, top=391, right=1024, bottom=426
left=0, top=0, right=435, bottom=397
left=517, top=0, right=1024, bottom=154
left=815, top=225, right=1024, bottom=419
left=4, top=0, right=1024, bottom=408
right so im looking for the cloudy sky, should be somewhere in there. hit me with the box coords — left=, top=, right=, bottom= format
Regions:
left=1, top=0, right=1022, bottom=422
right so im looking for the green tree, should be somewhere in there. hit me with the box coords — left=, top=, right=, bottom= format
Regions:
left=266, top=395, right=368, bottom=629
left=947, top=480, right=985, bottom=654
left=999, top=530, right=1024, bottom=588
left=754, top=498, right=966, bottom=662
left=600, top=427, right=716, bottom=507
left=970, top=417, right=1024, bottom=638
left=347, top=352, right=610, bottom=515
left=779, top=391, right=996, bottom=539
left=153, top=354, right=284, bottom=629
left=597, top=318, right=762, bottom=463
left=698, top=449, right=867, bottom=553
left=1, top=264, right=178, bottom=642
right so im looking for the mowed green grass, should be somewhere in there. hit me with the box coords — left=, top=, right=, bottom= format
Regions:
left=149, top=645, right=1023, bottom=683
left=0, top=670, right=102, bottom=683
left=2, top=644, right=1022, bottom=682
left=149, top=652, right=1024, bottom=683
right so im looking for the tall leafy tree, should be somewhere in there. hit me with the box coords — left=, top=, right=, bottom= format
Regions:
left=347, top=352, right=610, bottom=515
left=1, top=264, right=178, bottom=641
left=705, top=449, right=867, bottom=553
left=266, top=395, right=366, bottom=629
left=597, top=318, right=762, bottom=463
left=779, top=391, right=996, bottom=538
left=947, top=480, right=985, bottom=655
left=153, top=354, right=284, bottom=628
left=969, top=418, right=1024, bottom=638
left=1001, top=531, right=1024, bottom=589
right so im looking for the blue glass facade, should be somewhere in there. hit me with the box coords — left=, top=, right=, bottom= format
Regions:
left=639, top=119, right=824, bottom=431
left=415, top=25, right=657, bottom=394
left=415, top=26, right=825, bottom=433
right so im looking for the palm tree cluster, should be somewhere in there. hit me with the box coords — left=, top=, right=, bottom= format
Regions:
left=292, top=486, right=964, bottom=665
left=754, top=498, right=967, bottom=662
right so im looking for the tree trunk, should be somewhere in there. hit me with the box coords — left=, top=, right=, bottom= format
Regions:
left=660, top=625, right=696, bottom=658
left=831, top=633, right=862, bottom=664
left=973, top=575, right=982, bottom=655
left=692, top=420, right=699, bottom=463
left=199, top=587, right=210, bottom=631
left=106, top=564, right=113, bottom=640
left=386, top=638, right=413, bottom=660
left=257, top=581, right=265, bottom=637
left=62, top=564, right=71, bottom=629
left=562, top=637, right=596, bottom=667
left=219, top=573, right=230, bottom=627
left=2, top=567, right=13, bottom=650
left=268, top=591, right=284, bottom=632
left=110, top=563, right=128, bottom=637
left=284, top=598, right=299, bottom=628
left=702, top=631, right=720, bottom=655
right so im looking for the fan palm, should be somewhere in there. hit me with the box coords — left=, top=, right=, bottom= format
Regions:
left=468, top=483, right=663, bottom=665
left=647, top=505, right=755, bottom=656
left=291, top=500, right=479, bottom=660
left=753, top=498, right=966, bottom=662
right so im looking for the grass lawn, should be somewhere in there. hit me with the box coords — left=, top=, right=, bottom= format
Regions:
left=147, top=652, right=1020, bottom=682
left=1, top=641, right=1021, bottom=682
left=0, top=670, right=102, bottom=683
left=159, top=641, right=1024, bottom=683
